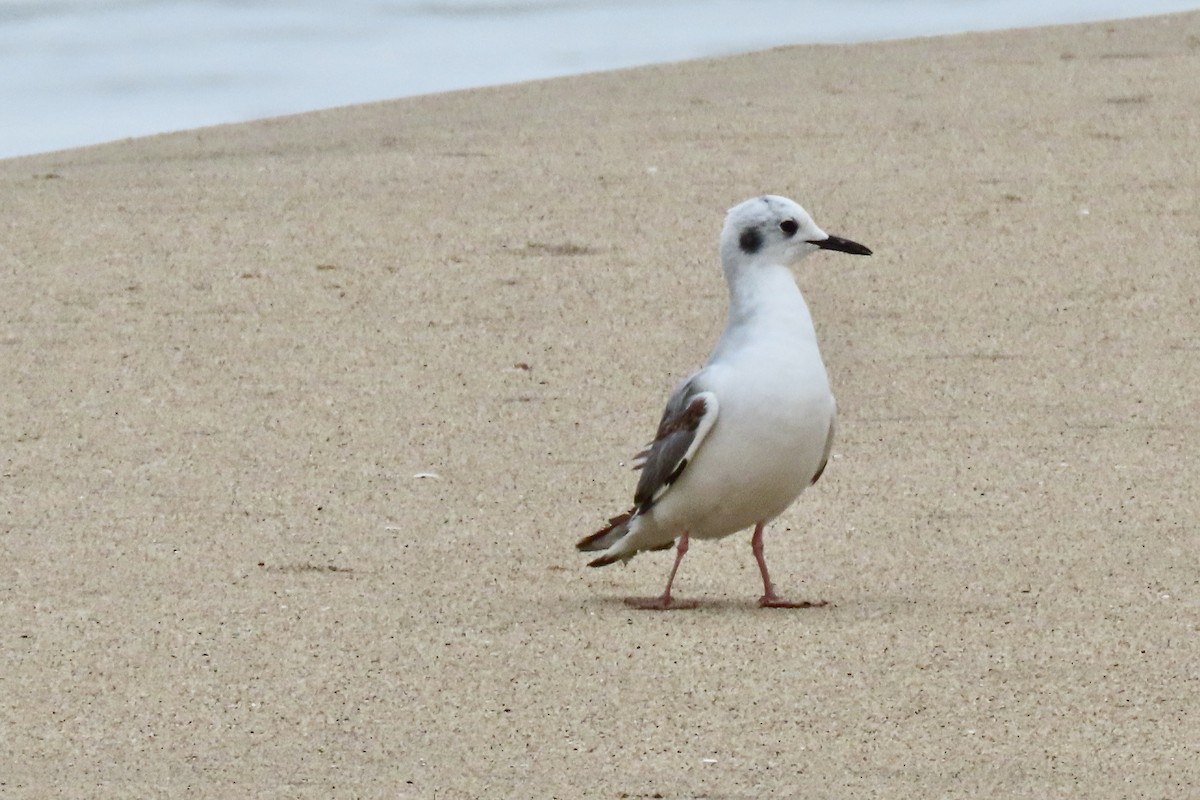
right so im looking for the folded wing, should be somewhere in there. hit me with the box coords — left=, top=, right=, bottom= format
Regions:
left=632, top=383, right=719, bottom=513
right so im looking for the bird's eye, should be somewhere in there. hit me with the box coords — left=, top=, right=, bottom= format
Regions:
left=779, top=219, right=799, bottom=237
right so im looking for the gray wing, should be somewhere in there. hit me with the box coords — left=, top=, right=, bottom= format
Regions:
left=630, top=379, right=719, bottom=512
left=810, top=415, right=836, bottom=485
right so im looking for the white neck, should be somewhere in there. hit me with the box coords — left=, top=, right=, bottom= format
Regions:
left=709, top=261, right=819, bottom=362
left=727, top=261, right=814, bottom=331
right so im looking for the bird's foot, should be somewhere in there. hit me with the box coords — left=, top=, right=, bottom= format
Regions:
left=624, top=595, right=699, bottom=611
left=758, top=594, right=828, bottom=609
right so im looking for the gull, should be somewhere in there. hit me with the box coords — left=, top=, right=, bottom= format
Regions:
left=577, top=195, right=871, bottom=610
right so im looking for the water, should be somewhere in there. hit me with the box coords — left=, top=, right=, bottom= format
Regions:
left=2, top=0, right=1197, bottom=159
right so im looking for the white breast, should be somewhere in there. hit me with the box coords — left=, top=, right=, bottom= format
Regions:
left=653, top=334, right=835, bottom=540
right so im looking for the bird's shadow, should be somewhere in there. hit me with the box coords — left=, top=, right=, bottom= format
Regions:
left=590, top=594, right=835, bottom=613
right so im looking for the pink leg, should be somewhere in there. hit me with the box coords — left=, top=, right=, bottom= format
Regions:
left=752, top=522, right=827, bottom=609
left=625, top=534, right=699, bottom=610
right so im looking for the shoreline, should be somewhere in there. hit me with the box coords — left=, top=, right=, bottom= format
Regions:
left=6, top=4, right=1200, bottom=159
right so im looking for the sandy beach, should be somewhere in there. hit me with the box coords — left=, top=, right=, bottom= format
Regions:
left=3, top=10, right=1198, bottom=797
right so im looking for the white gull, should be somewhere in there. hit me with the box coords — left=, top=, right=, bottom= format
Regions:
left=577, top=195, right=872, bottom=610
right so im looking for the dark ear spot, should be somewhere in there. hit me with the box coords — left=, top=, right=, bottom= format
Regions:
left=738, top=226, right=762, bottom=254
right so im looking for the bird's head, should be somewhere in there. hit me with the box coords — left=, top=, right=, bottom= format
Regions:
left=720, top=195, right=871, bottom=276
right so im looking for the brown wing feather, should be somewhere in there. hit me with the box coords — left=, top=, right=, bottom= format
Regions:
left=632, top=394, right=708, bottom=512
left=577, top=378, right=713, bottom=563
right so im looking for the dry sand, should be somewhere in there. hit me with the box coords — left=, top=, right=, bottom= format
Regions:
left=3, top=10, right=1199, bottom=798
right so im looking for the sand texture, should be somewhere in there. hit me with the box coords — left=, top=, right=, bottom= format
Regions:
left=3, top=10, right=1199, bottom=798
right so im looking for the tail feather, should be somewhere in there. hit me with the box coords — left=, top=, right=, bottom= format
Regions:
left=578, top=510, right=675, bottom=567
left=576, top=510, right=633, bottom=553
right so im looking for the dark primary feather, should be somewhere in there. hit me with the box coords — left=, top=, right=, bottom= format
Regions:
left=632, top=387, right=708, bottom=512
left=575, top=379, right=709, bottom=565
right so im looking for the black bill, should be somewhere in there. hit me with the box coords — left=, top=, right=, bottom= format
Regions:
left=811, top=235, right=872, bottom=256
